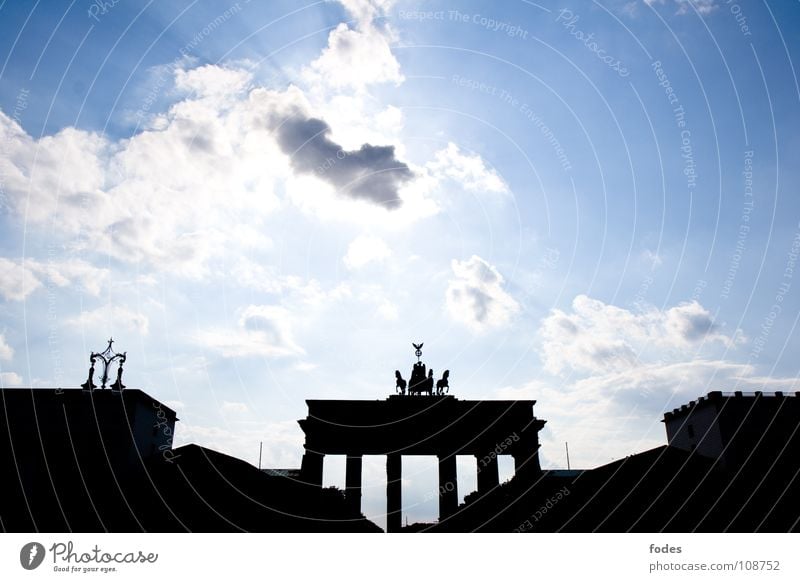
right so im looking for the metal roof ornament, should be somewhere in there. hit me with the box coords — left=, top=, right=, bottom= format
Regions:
left=81, top=338, right=127, bottom=391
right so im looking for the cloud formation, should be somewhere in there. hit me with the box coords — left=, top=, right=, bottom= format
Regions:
left=197, top=305, right=305, bottom=358
left=343, top=234, right=391, bottom=269
left=0, top=58, right=419, bottom=283
left=644, top=0, right=719, bottom=16
left=67, top=304, right=150, bottom=335
left=303, top=0, right=403, bottom=91
left=0, top=334, right=13, bottom=361
left=428, top=143, right=508, bottom=194
left=0, top=258, right=41, bottom=301
left=0, top=372, right=22, bottom=386
left=272, top=112, right=413, bottom=209
left=540, top=294, right=739, bottom=375
left=0, top=69, right=280, bottom=278
left=446, top=255, right=519, bottom=331
left=0, top=257, right=107, bottom=302
left=221, top=401, right=249, bottom=415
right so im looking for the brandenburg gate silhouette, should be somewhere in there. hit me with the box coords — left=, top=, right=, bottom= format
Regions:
left=298, top=344, right=546, bottom=532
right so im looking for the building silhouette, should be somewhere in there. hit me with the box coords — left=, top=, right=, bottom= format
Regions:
left=663, top=390, right=800, bottom=470
left=428, top=390, right=800, bottom=532
left=0, top=387, right=378, bottom=532
left=2, top=383, right=799, bottom=532
left=298, top=395, right=545, bottom=531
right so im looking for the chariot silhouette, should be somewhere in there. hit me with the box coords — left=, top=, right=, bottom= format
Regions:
left=395, top=342, right=450, bottom=396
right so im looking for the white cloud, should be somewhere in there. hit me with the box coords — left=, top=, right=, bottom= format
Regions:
left=351, top=284, right=400, bottom=321
left=221, top=400, right=249, bottom=415
left=446, top=255, right=519, bottom=331
left=32, top=258, right=109, bottom=296
left=376, top=298, right=399, bottom=320
left=0, top=64, right=287, bottom=278
left=67, top=304, right=150, bottom=335
left=0, top=113, right=108, bottom=230
left=302, top=0, right=403, bottom=92
left=495, top=356, right=776, bottom=468
left=540, top=295, right=739, bottom=376
left=0, top=372, right=23, bottom=386
left=315, top=97, right=404, bottom=151
left=0, top=3, right=445, bottom=280
left=428, top=143, right=508, bottom=194
left=0, top=257, right=109, bottom=301
left=173, top=63, right=253, bottom=102
left=294, top=361, right=318, bottom=372
left=229, top=258, right=352, bottom=307
left=644, top=0, right=719, bottom=16
left=0, top=334, right=12, bottom=361
left=510, top=294, right=757, bottom=467
left=343, top=234, right=391, bottom=270
left=284, top=171, right=439, bottom=228
left=228, top=259, right=288, bottom=294
left=0, top=257, right=41, bottom=301
left=0, top=54, right=436, bottom=278
left=197, top=305, right=305, bottom=358
left=339, top=0, right=396, bottom=25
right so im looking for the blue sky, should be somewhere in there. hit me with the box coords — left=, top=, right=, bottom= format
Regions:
left=1, top=0, right=799, bottom=527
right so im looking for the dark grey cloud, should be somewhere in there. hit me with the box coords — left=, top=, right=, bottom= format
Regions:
left=272, top=114, right=413, bottom=209
left=678, top=310, right=717, bottom=341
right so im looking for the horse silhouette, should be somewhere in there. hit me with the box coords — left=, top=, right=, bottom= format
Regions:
left=395, top=370, right=407, bottom=395
left=422, top=370, right=435, bottom=395
left=436, top=370, right=450, bottom=395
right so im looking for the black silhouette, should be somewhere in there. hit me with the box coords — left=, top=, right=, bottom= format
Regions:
left=82, top=338, right=126, bottom=390
left=436, top=370, right=450, bottom=395
left=0, top=388, right=379, bottom=532
left=408, top=361, right=428, bottom=395
left=423, top=369, right=435, bottom=395
left=298, top=395, right=544, bottom=531
left=403, top=341, right=444, bottom=397
left=395, top=370, right=407, bottom=395
left=110, top=362, right=126, bottom=391
left=80, top=356, right=97, bottom=391
left=3, top=342, right=800, bottom=533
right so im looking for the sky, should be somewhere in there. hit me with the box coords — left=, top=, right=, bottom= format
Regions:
left=1, top=0, right=799, bottom=528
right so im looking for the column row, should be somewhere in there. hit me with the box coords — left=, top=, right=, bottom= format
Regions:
left=300, top=449, right=539, bottom=532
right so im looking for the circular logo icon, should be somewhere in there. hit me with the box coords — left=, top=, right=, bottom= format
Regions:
left=19, top=542, right=45, bottom=570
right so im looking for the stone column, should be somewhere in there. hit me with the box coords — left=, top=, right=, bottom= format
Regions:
left=386, top=453, right=402, bottom=532
left=299, top=450, right=324, bottom=487
left=438, top=454, right=458, bottom=521
left=513, top=446, right=542, bottom=481
left=345, top=454, right=363, bottom=514
left=476, top=453, right=499, bottom=494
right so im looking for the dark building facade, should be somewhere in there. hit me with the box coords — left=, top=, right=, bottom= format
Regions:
left=0, top=388, right=178, bottom=469
left=663, top=390, right=800, bottom=469
left=0, top=388, right=179, bottom=531
left=0, top=387, right=378, bottom=532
